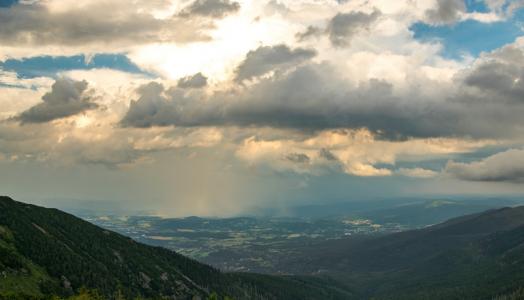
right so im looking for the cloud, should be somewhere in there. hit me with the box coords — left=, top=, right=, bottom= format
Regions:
left=397, top=167, right=438, bottom=178
left=345, top=162, right=391, bottom=177
left=177, top=72, right=208, bottom=89
left=445, top=149, right=524, bottom=182
left=180, top=0, right=240, bottom=18
left=17, top=78, right=97, bottom=123
left=0, top=112, right=223, bottom=168
left=461, top=43, right=524, bottom=103
left=318, top=148, right=337, bottom=161
left=119, top=82, right=176, bottom=128
left=295, top=26, right=323, bottom=42
left=285, top=152, right=310, bottom=164
left=233, top=129, right=489, bottom=176
left=424, top=0, right=466, bottom=25
left=234, top=44, right=316, bottom=82
left=327, top=10, right=381, bottom=47
left=0, top=0, right=211, bottom=49
left=120, top=50, right=524, bottom=140
left=120, top=37, right=524, bottom=142
left=485, top=0, right=524, bottom=17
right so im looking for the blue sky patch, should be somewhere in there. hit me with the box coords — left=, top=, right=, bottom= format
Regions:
left=0, top=0, right=17, bottom=8
left=0, top=54, right=149, bottom=79
left=411, top=6, right=524, bottom=59
left=465, top=0, right=489, bottom=13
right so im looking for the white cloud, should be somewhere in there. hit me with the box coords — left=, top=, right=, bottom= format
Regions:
left=397, top=167, right=438, bottom=178
left=445, top=149, right=524, bottom=182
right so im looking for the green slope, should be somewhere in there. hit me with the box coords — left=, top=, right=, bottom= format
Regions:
left=0, top=224, right=57, bottom=298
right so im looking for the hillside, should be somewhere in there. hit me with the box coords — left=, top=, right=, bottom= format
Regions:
left=0, top=196, right=351, bottom=299
left=281, top=206, right=524, bottom=299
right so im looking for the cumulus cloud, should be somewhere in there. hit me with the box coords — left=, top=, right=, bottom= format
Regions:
left=120, top=82, right=176, bottom=128
left=327, top=10, right=381, bottom=47
left=234, top=44, right=316, bottom=82
left=461, top=43, right=524, bottom=103
left=180, top=0, right=240, bottom=18
left=0, top=0, right=211, bottom=49
left=117, top=38, right=524, bottom=141
left=17, top=78, right=97, bottom=123
left=177, top=72, right=208, bottom=89
left=445, top=149, right=524, bottom=182
left=424, top=0, right=466, bottom=25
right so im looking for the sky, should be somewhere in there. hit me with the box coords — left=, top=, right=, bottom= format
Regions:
left=1, top=0, right=524, bottom=216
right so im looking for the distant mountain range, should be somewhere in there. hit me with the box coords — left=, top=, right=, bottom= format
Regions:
left=2, top=195, right=524, bottom=299
left=283, top=197, right=522, bottom=221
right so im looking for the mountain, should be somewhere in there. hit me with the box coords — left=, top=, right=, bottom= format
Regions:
left=281, top=206, right=524, bottom=299
left=358, top=198, right=520, bottom=227
left=285, top=197, right=520, bottom=225
left=0, top=196, right=352, bottom=299
left=4, top=195, right=524, bottom=300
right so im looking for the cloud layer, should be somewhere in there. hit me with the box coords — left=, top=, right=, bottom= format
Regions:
left=1, top=0, right=524, bottom=215
left=0, top=1, right=213, bottom=47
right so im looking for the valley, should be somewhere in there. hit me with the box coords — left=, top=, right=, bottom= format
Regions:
left=82, top=198, right=520, bottom=274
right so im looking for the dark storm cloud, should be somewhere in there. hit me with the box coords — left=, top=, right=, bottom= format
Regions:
left=234, top=44, right=316, bottom=82
left=180, top=0, right=240, bottom=18
left=463, top=61, right=524, bottom=103
left=445, top=149, right=524, bottom=182
left=120, top=82, right=177, bottom=128
left=0, top=1, right=210, bottom=47
left=327, top=10, right=381, bottom=47
left=121, top=64, right=456, bottom=137
left=17, top=78, right=97, bottom=123
left=120, top=43, right=524, bottom=140
left=177, top=73, right=208, bottom=89
left=425, top=0, right=466, bottom=25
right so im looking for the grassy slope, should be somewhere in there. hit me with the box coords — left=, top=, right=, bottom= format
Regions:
left=0, top=225, right=57, bottom=298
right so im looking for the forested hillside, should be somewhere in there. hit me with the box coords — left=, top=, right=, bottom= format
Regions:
left=281, top=207, right=524, bottom=299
